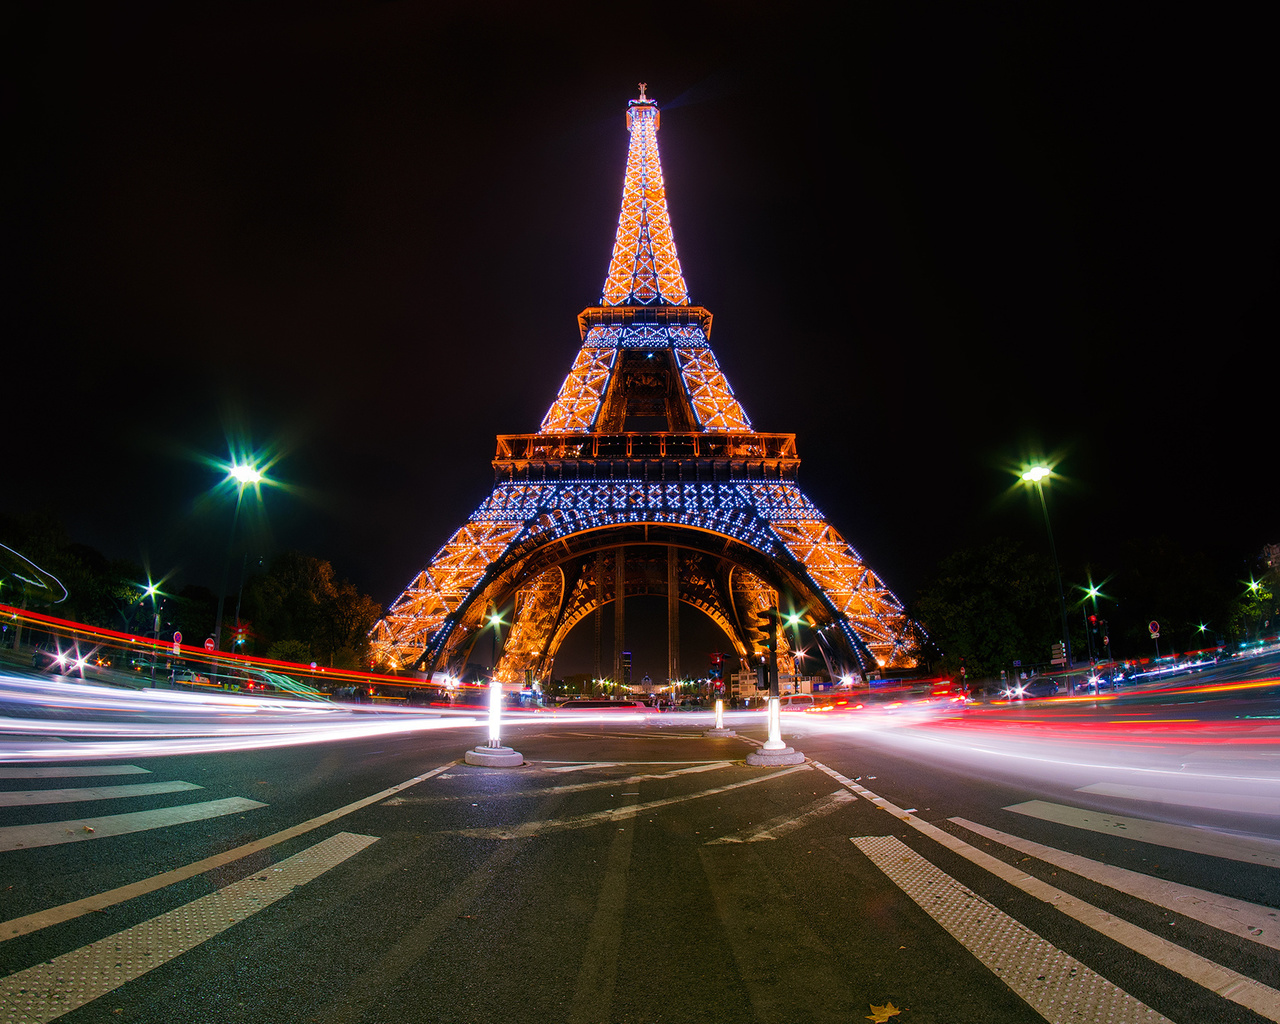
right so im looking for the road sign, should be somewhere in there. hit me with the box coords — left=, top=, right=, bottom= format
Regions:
left=1149, top=620, right=1160, bottom=638
left=204, top=638, right=215, bottom=651
left=173, top=631, right=182, bottom=644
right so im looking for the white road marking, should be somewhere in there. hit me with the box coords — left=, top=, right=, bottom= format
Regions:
left=814, top=762, right=1280, bottom=1022
left=0, top=766, right=150, bottom=779
left=1076, top=781, right=1280, bottom=815
left=385, top=762, right=736, bottom=805
left=854, top=834, right=1173, bottom=1024
left=707, top=790, right=855, bottom=844
left=1006, top=799, right=1280, bottom=867
left=951, top=816, right=1280, bottom=952
left=0, top=798, right=267, bottom=852
left=0, top=831, right=377, bottom=1023
left=0, top=781, right=202, bottom=806
left=455, top=764, right=812, bottom=839
left=544, top=762, right=621, bottom=772
left=0, top=760, right=454, bottom=941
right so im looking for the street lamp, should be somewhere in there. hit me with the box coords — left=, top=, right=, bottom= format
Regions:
left=136, top=580, right=165, bottom=686
left=213, top=461, right=265, bottom=652
left=1021, top=465, right=1072, bottom=684
left=487, top=610, right=505, bottom=681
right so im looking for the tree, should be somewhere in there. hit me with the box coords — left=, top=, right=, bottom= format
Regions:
left=1107, top=536, right=1235, bottom=655
left=241, top=552, right=381, bottom=666
left=913, top=538, right=1059, bottom=678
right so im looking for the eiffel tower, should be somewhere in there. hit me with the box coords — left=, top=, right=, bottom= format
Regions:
left=371, top=86, right=917, bottom=688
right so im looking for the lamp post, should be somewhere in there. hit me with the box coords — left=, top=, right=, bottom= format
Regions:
left=1021, top=465, right=1072, bottom=686
left=785, top=612, right=804, bottom=692
left=488, top=610, right=504, bottom=680
left=213, top=462, right=264, bottom=653
left=136, top=580, right=164, bottom=687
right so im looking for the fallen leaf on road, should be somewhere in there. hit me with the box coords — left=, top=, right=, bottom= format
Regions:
left=82, top=826, right=95, bottom=833
left=866, top=1002, right=902, bottom=1022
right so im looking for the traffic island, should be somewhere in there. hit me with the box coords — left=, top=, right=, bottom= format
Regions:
left=746, top=744, right=805, bottom=766
left=465, top=744, right=524, bottom=767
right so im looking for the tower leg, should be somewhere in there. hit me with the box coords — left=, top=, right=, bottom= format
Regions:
left=594, top=551, right=605, bottom=691
left=667, top=545, right=680, bottom=688
left=613, top=547, right=625, bottom=688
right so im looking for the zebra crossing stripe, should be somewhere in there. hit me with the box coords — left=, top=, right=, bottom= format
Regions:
left=1006, top=799, right=1280, bottom=868
left=854, top=835, right=1173, bottom=1024
left=0, top=782, right=202, bottom=807
left=814, top=761, right=1280, bottom=1022
left=0, top=766, right=150, bottom=779
left=0, top=831, right=377, bottom=1023
left=0, top=798, right=267, bottom=852
left=950, top=816, right=1280, bottom=953
left=1075, top=781, right=1280, bottom=816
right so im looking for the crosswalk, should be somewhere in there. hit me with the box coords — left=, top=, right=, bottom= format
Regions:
left=0, top=763, right=267, bottom=852
left=1, top=754, right=1276, bottom=1023
left=812, top=761, right=1280, bottom=1023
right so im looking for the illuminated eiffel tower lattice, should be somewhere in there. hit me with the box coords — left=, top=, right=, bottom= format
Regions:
left=371, top=87, right=918, bottom=686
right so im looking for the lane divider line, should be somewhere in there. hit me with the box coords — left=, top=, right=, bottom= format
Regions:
left=950, top=816, right=1280, bottom=952
left=814, top=761, right=1280, bottom=1023
left=0, top=831, right=378, bottom=1023
left=854, top=834, right=1174, bottom=1024
left=0, top=760, right=456, bottom=941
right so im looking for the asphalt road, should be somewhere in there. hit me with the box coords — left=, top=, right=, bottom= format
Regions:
left=1, top=672, right=1278, bottom=1024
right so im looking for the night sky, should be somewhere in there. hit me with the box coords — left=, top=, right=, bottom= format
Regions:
left=6, top=5, right=1273, bottom=675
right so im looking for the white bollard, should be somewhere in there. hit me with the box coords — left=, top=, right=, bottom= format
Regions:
left=763, top=696, right=786, bottom=750
left=746, top=695, right=803, bottom=765
left=464, top=679, right=523, bottom=767
left=703, top=696, right=735, bottom=737
left=488, top=679, right=502, bottom=747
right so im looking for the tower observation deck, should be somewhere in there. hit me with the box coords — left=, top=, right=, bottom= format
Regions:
left=371, top=87, right=917, bottom=688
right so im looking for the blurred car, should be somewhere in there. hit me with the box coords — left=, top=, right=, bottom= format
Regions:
left=32, top=641, right=70, bottom=672
left=541, top=699, right=649, bottom=713
left=174, top=669, right=213, bottom=687
left=1002, top=677, right=1059, bottom=699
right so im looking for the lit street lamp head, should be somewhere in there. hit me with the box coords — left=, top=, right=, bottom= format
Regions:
left=1021, top=466, right=1051, bottom=483
left=229, top=464, right=264, bottom=485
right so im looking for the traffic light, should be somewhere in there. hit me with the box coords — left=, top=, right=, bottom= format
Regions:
left=709, top=652, right=724, bottom=681
left=755, top=657, right=768, bottom=689
left=754, top=607, right=779, bottom=652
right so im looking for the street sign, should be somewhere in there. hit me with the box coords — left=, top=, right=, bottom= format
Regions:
left=204, top=638, right=215, bottom=651
left=1149, top=620, right=1160, bottom=638
left=173, top=631, right=182, bottom=644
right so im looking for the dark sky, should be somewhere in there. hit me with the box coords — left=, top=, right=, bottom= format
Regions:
left=6, top=4, right=1273, bottom=674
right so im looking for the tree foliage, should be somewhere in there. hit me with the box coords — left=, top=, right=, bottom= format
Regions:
left=913, top=538, right=1059, bottom=678
left=241, top=552, right=381, bottom=668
